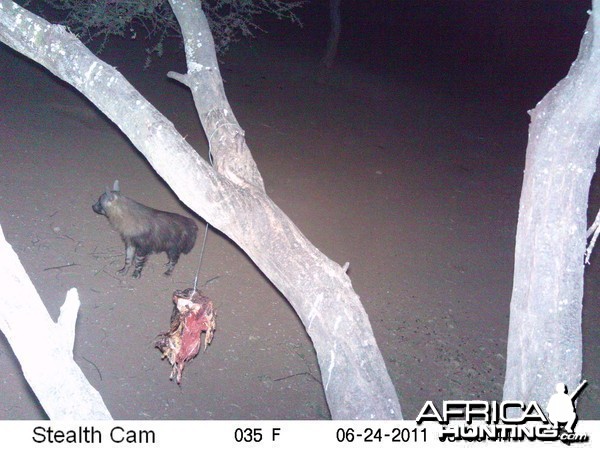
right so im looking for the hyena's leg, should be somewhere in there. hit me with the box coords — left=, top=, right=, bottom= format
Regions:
left=164, top=248, right=181, bottom=276
left=132, top=250, right=149, bottom=279
left=118, top=244, right=136, bottom=275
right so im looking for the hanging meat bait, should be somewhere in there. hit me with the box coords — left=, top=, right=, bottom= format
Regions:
left=155, top=288, right=216, bottom=383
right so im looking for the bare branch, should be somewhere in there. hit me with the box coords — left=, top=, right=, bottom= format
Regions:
left=0, top=224, right=112, bottom=420
left=585, top=208, right=600, bottom=264
left=167, top=70, right=190, bottom=87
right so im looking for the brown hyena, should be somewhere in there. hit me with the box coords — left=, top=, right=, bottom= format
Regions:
left=92, top=181, right=198, bottom=279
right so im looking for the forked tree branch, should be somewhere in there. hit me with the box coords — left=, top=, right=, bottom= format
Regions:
left=0, top=224, right=112, bottom=420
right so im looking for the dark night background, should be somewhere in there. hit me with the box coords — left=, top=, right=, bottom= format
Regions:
left=285, top=0, right=588, bottom=104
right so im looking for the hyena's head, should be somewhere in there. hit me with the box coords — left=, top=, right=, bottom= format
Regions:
left=92, top=180, right=121, bottom=217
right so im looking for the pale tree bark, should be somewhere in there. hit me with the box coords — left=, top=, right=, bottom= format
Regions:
left=503, top=5, right=600, bottom=410
left=0, top=0, right=401, bottom=419
left=0, top=225, right=112, bottom=420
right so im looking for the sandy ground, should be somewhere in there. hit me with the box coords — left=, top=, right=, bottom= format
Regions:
left=0, top=4, right=599, bottom=420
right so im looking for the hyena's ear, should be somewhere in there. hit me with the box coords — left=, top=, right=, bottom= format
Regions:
left=113, top=180, right=120, bottom=192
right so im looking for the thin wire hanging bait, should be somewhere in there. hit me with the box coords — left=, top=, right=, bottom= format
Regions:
left=193, top=221, right=210, bottom=293
left=192, top=114, right=243, bottom=291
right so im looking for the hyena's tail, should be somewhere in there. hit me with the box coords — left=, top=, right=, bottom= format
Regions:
left=180, top=219, right=198, bottom=254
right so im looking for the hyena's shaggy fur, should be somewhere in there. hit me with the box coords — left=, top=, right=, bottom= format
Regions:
left=93, top=181, right=198, bottom=279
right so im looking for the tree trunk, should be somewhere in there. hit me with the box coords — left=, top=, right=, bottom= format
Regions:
left=0, top=225, right=112, bottom=420
left=0, top=0, right=402, bottom=419
left=322, top=0, right=342, bottom=69
left=503, top=6, right=600, bottom=410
